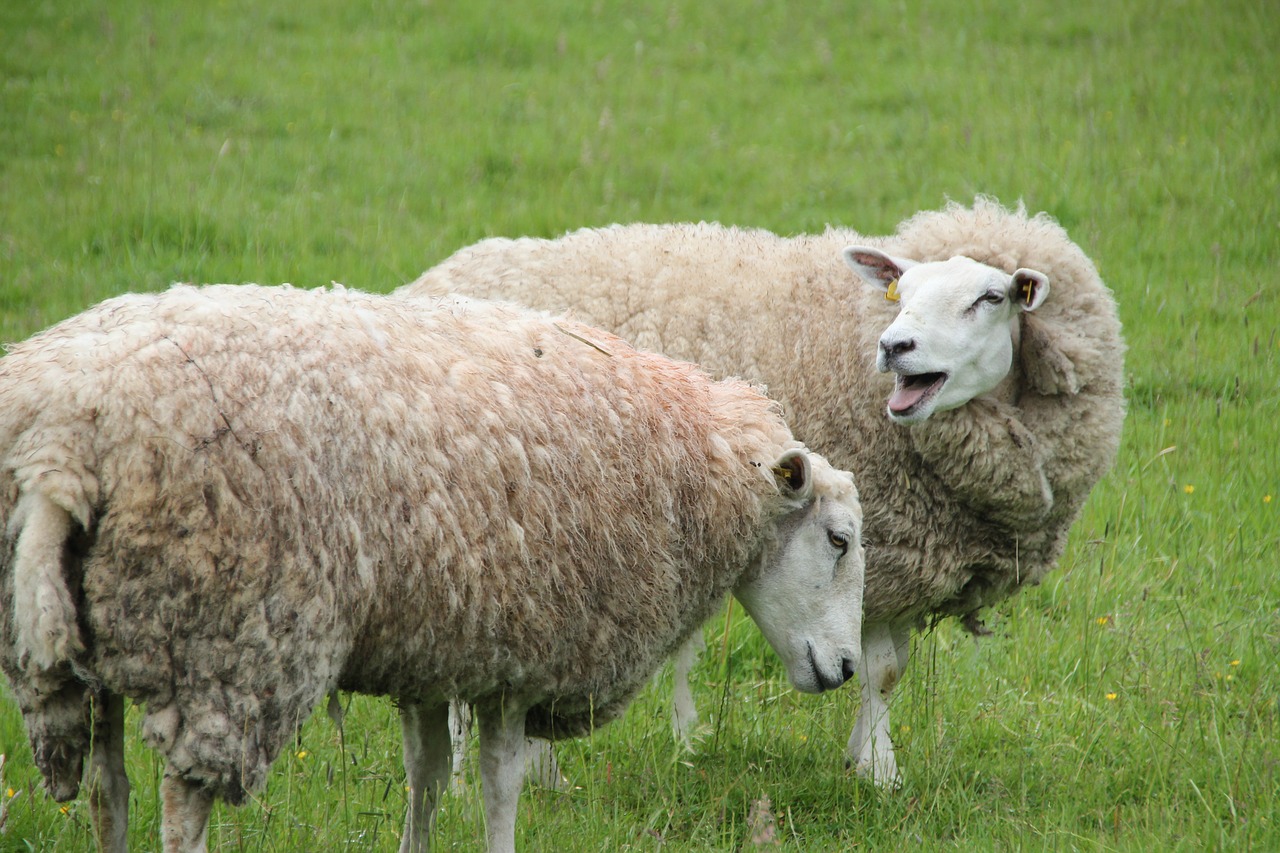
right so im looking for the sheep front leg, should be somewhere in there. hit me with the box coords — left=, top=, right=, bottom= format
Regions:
left=477, top=699, right=529, bottom=853
left=399, top=701, right=453, bottom=853
left=160, top=770, right=214, bottom=853
left=523, top=737, right=566, bottom=791
left=448, top=699, right=474, bottom=787
left=87, top=691, right=130, bottom=853
left=671, top=630, right=704, bottom=746
left=846, top=619, right=911, bottom=788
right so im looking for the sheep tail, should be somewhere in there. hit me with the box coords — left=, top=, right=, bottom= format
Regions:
left=13, top=490, right=85, bottom=674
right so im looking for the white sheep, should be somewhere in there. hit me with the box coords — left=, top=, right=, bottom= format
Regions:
left=401, top=197, right=1127, bottom=787
left=0, top=284, right=866, bottom=853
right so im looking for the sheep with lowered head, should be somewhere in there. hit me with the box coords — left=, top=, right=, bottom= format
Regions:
left=0, top=284, right=865, bottom=853
left=402, top=197, right=1127, bottom=787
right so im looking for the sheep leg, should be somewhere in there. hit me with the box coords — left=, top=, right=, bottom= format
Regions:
left=398, top=701, right=452, bottom=853
left=477, top=699, right=529, bottom=853
left=846, top=619, right=911, bottom=788
left=451, top=700, right=565, bottom=792
left=523, top=737, right=566, bottom=790
left=671, top=630, right=704, bottom=746
left=159, top=770, right=213, bottom=853
left=448, top=699, right=472, bottom=789
left=87, top=691, right=130, bottom=853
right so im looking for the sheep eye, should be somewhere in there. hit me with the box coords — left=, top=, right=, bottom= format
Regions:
left=976, top=290, right=1004, bottom=306
left=828, top=531, right=849, bottom=552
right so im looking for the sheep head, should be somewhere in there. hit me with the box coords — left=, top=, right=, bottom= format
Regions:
left=843, top=247, right=1049, bottom=425
left=734, top=449, right=864, bottom=695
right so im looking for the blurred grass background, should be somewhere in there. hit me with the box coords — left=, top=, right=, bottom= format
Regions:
left=1, top=0, right=1277, bottom=849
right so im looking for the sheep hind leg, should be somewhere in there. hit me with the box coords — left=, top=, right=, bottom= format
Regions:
left=159, top=770, right=214, bottom=853
left=477, top=699, right=529, bottom=853
left=449, top=701, right=564, bottom=792
left=87, top=691, right=130, bottom=853
left=398, top=702, right=452, bottom=853
left=846, top=619, right=912, bottom=789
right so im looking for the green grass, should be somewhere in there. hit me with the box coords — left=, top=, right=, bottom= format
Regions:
left=1, top=0, right=1277, bottom=848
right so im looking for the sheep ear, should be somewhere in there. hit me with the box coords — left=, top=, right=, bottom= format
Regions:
left=1011, top=268, right=1050, bottom=311
left=842, top=246, right=917, bottom=296
left=771, top=449, right=814, bottom=501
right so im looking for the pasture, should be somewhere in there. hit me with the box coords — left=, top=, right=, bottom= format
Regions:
left=1, top=0, right=1276, bottom=849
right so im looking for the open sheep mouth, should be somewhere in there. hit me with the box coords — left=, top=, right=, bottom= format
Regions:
left=888, top=372, right=947, bottom=417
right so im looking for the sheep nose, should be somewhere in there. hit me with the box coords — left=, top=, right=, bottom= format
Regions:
left=841, top=657, right=858, bottom=684
left=879, top=336, right=915, bottom=358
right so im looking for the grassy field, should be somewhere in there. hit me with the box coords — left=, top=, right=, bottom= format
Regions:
left=1, top=0, right=1277, bottom=849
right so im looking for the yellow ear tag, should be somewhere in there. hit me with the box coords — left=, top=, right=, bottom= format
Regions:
left=771, top=465, right=794, bottom=483
left=1021, top=279, right=1035, bottom=304
left=885, top=279, right=900, bottom=302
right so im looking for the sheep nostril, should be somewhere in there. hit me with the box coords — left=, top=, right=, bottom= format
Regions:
left=842, top=657, right=858, bottom=683
left=879, top=338, right=915, bottom=357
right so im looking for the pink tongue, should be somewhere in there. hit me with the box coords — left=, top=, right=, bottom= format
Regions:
left=889, top=382, right=929, bottom=414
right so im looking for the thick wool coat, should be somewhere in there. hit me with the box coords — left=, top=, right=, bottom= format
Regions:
left=0, top=285, right=823, bottom=802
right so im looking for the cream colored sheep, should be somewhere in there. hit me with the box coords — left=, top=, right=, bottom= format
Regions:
left=401, top=197, right=1127, bottom=787
left=0, top=285, right=865, bottom=853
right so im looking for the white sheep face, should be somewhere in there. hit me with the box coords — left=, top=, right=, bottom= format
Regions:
left=843, top=247, right=1049, bottom=425
left=733, top=449, right=864, bottom=695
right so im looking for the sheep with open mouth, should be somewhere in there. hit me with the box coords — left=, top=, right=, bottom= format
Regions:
left=402, top=197, right=1126, bottom=788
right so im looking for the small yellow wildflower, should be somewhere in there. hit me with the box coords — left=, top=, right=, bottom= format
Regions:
left=295, top=750, right=309, bottom=760
left=1231, top=660, right=1241, bottom=667
left=1183, top=484, right=1194, bottom=494
left=1105, top=693, right=1118, bottom=701
left=1096, top=616, right=1111, bottom=626
left=60, top=805, right=71, bottom=815
left=900, top=724, right=912, bottom=734
left=1163, top=418, right=1171, bottom=428
left=1265, top=495, right=1273, bottom=504
left=5, top=787, right=14, bottom=798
